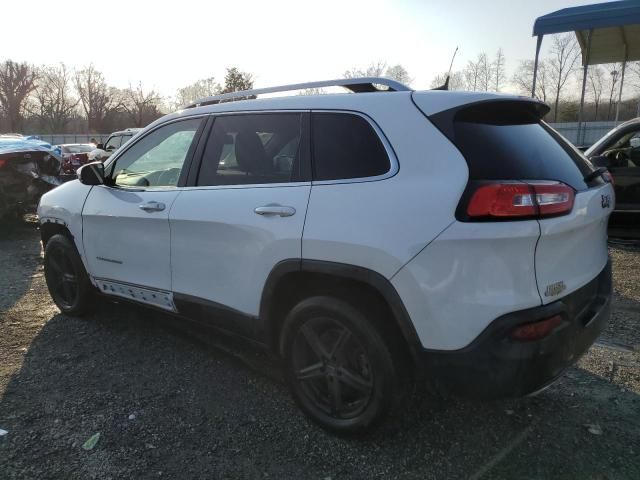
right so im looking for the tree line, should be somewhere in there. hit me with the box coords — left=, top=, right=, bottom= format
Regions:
left=3, top=39, right=640, bottom=135
left=0, top=62, right=255, bottom=134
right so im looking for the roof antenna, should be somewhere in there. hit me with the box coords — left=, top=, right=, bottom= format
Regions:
left=433, top=46, right=458, bottom=91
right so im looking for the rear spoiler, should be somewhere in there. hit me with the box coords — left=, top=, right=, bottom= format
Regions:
left=427, top=98, right=551, bottom=141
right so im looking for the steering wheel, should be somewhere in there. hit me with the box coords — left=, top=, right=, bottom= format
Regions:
left=614, top=149, right=630, bottom=166
left=157, top=168, right=180, bottom=186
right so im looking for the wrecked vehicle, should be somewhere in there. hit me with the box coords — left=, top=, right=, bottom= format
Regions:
left=0, top=139, right=64, bottom=218
left=54, top=144, right=95, bottom=174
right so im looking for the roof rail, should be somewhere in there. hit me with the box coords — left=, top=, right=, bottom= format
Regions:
left=183, top=77, right=412, bottom=109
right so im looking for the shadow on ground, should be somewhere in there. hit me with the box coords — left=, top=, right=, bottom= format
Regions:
left=1, top=296, right=639, bottom=480
left=0, top=217, right=41, bottom=313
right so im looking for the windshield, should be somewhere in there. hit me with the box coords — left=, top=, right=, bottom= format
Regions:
left=62, top=145, right=94, bottom=154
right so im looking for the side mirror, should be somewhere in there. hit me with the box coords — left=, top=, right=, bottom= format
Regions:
left=78, top=162, right=105, bottom=185
left=96, top=143, right=104, bottom=150
left=590, top=154, right=610, bottom=168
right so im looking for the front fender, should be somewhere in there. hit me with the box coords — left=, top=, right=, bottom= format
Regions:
left=38, top=179, right=93, bottom=268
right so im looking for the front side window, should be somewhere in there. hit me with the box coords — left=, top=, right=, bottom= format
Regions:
left=312, top=113, right=390, bottom=181
left=197, top=113, right=304, bottom=186
left=111, top=118, right=202, bottom=188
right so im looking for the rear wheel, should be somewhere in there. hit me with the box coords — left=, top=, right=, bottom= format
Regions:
left=281, top=296, right=405, bottom=433
left=44, top=234, right=94, bottom=316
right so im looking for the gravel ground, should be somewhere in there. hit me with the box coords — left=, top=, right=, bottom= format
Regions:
left=0, top=219, right=639, bottom=479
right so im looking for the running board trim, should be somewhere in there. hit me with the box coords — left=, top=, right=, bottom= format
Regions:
left=94, top=278, right=176, bottom=312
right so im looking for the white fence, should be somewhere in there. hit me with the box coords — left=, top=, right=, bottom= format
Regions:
left=30, top=121, right=626, bottom=148
left=547, top=121, right=617, bottom=146
left=31, top=134, right=110, bottom=145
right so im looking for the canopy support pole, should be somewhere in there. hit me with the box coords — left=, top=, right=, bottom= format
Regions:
left=531, top=35, right=543, bottom=98
left=577, top=29, right=593, bottom=146
left=615, top=42, right=628, bottom=125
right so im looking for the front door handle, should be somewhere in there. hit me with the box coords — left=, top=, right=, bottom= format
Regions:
left=254, top=205, right=296, bottom=217
left=139, top=201, right=166, bottom=212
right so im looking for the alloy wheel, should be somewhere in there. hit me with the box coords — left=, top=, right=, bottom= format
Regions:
left=291, top=317, right=374, bottom=419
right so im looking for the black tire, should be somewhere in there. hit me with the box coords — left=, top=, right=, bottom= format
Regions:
left=44, top=234, right=94, bottom=316
left=281, top=296, right=406, bottom=434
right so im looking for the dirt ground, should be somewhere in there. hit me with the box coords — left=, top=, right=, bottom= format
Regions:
left=0, top=218, right=639, bottom=480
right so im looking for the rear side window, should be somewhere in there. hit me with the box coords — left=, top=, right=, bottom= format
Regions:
left=312, top=113, right=390, bottom=181
left=197, top=113, right=305, bottom=186
left=434, top=102, right=594, bottom=191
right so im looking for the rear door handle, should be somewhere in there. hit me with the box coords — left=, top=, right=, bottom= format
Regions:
left=254, top=205, right=296, bottom=217
left=138, top=201, right=166, bottom=212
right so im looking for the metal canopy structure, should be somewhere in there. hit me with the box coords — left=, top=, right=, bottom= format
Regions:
left=531, top=0, right=640, bottom=145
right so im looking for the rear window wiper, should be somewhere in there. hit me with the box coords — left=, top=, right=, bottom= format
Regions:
left=584, top=167, right=608, bottom=183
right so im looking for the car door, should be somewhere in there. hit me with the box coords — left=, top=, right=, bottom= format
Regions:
left=608, top=131, right=640, bottom=212
left=82, top=117, right=204, bottom=309
left=169, top=112, right=311, bottom=334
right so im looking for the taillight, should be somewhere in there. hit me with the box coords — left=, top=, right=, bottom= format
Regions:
left=0, top=159, right=6, bottom=168
left=466, top=181, right=575, bottom=220
left=510, top=314, right=563, bottom=341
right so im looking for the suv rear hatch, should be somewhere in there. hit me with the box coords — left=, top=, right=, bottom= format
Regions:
left=415, top=94, right=614, bottom=302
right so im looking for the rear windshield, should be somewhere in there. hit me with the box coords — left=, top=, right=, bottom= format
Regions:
left=428, top=102, right=596, bottom=191
left=453, top=120, right=593, bottom=191
left=63, top=145, right=94, bottom=154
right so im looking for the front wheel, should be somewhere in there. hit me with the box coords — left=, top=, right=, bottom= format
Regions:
left=281, top=296, right=405, bottom=434
left=44, top=234, right=94, bottom=316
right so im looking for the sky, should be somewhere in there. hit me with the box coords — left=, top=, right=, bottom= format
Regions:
left=3, top=0, right=616, bottom=98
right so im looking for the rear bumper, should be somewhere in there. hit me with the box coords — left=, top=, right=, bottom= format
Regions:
left=421, top=260, right=612, bottom=399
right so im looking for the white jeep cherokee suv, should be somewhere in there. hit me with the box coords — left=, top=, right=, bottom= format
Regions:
left=38, top=77, right=614, bottom=433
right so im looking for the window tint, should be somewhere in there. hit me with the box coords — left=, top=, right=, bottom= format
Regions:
left=312, top=113, right=390, bottom=181
left=453, top=120, right=593, bottom=191
left=111, top=118, right=202, bottom=188
left=197, top=113, right=303, bottom=186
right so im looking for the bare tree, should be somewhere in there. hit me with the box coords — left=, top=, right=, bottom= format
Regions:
left=297, top=87, right=326, bottom=96
left=175, top=77, right=221, bottom=107
left=0, top=60, right=38, bottom=132
left=492, top=48, right=506, bottom=92
left=464, top=58, right=481, bottom=91
left=32, top=63, right=78, bottom=133
left=477, top=53, right=491, bottom=91
left=343, top=61, right=388, bottom=79
left=429, top=71, right=465, bottom=90
left=385, top=65, right=412, bottom=85
left=512, top=59, right=550, bottom=103
left=342, top=62, right=412, bottom=86
left=75, top=65, right=112, bottom=131
left=587, top=66, right=605, bottom=120
left=548, top=34, right=581, bottom=122
left=605, top=63, right=622, bottom=120
left=121, top=82, right=163, bottom=127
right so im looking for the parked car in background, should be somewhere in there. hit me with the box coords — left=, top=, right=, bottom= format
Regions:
left=22, top=135, right=52, bottom=149
left=586, top=118, right=640, bottom=235
left=54, top=144, right=95, bottom=174
left=87, top=128, right=142, bottom=162
left=38, top=78, right=614, bottom=433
